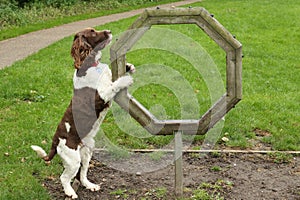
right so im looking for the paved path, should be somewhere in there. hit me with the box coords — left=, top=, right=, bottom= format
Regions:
left=0, top=0, right=200, bottom=69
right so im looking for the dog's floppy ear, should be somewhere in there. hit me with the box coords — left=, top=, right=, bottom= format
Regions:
left=71, top=33, right=92, bottom=69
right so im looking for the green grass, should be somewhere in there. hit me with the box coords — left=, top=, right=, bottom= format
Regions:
left=0, top=0, right=299, bottom=199
left=190, top=180, right=233, bottom=200
left=198, top=0, right=300, bottom=150
left=110, top=187, right=167, bottom=199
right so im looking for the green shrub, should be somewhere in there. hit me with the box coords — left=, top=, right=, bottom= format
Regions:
left=35, top=0, right=79, bottom=8
left=0, top=1, right=27, bottom=27
left=0, top=0, right=166, bottom=30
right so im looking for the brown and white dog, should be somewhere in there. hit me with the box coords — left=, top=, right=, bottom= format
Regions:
left=31, top=28, right=135, bottom=199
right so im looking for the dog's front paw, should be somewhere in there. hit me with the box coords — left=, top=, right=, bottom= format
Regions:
left=118, top=75, right=133, bottom=88
left=126, top=63, right=136, bottom=74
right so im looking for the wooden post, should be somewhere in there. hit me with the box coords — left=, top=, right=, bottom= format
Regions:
left=174, top=131, right=183, bottom=197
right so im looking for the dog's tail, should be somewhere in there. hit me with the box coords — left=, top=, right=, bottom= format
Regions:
left=31, top=145, right=55, bottom=165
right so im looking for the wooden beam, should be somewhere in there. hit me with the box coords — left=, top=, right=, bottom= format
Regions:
left=111, top=7, right=243, bottom=136
left=95, top=148, right=300, bottom=154
left=174, top=131, right=183, bottom=197
left=235, top=46, right=243, bottom=99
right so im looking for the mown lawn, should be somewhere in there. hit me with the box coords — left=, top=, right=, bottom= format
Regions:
left=0, top=0, right=299, bottom=199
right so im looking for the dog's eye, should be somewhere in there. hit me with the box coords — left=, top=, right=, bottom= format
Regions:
left=90, top=29, right=95, bottom=32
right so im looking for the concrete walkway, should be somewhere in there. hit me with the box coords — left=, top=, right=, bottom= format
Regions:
left=0, top=0, right=200, bottom=69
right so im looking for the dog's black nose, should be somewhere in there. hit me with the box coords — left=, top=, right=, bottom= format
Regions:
left=104, top=30, right=112, bottom=38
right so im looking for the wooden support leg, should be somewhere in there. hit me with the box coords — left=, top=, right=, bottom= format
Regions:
left=174, top=131, right=183, bottom=197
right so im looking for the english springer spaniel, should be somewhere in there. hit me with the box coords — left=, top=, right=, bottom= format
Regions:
left=31, top=28, right=135, bottom=199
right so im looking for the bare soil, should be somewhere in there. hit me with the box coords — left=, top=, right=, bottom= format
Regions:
left=44, top=151, right=300, bottom=200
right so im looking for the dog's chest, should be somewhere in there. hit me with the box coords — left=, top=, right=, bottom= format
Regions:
left=71, top=63, right=112, bottom=147
left=73, top=63, right=112, bottom=92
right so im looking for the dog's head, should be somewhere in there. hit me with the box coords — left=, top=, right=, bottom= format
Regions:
left=71, top=28, right=112, bottom=69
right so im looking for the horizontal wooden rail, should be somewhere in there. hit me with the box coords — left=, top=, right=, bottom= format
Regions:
left=94, top=148, right=300, bottom=154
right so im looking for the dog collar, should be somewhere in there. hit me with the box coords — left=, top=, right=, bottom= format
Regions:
left=92, top=61, right=99, bottom=67
left=92, top=61, right=103, bottom=74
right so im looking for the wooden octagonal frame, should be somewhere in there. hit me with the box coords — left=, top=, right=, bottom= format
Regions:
left=110, top=7, right=242, bottom=135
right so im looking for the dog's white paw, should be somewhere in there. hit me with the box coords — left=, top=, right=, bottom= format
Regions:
left=117, top=75, right=133, bottom=89
left=126, top=63, right=136, bottom=74
left=89, top=184, right=101, bottom=192
left=65, top=187, right=78, bottom=199
left=83, top=181, right=100, bottom=191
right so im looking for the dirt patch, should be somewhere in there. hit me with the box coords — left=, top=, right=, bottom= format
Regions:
left=44, top=152, right=300, bottom=200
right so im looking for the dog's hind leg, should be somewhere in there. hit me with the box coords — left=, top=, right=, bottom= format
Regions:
left=57, top=139, right=81, bottom=199
left=79, top=146, right=100, bottom=191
